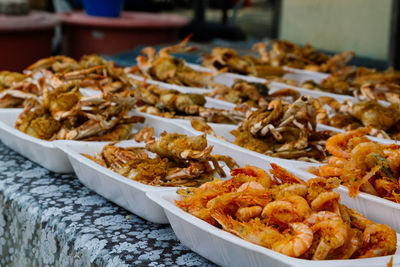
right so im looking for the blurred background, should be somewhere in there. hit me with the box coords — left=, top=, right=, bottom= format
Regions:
left=0, top=0, right=397, bottom=71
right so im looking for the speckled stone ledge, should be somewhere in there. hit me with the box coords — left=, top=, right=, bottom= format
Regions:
left=0, top=141, right=215, bottom=266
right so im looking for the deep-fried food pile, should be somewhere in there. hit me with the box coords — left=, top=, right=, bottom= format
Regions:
left=301, top=67, right=400, bottom=103
left=86, top=131, right=238, bottom=187
left=316, top=97, right=400, bottom=140
left=230, top=96, right=334, bottom=162
left=203, top=40, right=354, bottom=76
left=206, top=79, right=301, bottom=109
left=314, top=128, right=400, bottom=202
left=176, top=164, right=397, bottom=259
left=0, top=55, right=133, bottom=108
left=15, top=70, right=143, bottom=141
left=136, top=83, right=245, bottom=124
left=202, top=45, right=287, bottom=79
left=126, top=36, right=228, bottom=91
left=267, top=41, right=354, bottom=73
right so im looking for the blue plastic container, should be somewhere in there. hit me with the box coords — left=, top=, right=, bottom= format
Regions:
left=83, top=0, right=125, bottom=18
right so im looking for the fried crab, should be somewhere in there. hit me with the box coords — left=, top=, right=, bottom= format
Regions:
left=176, top=164, right=397, bottom=259
left=0, top=55, right=135, bottom=108
left=202, top=45, right=287, bottom=79
left=86, top=131, right=238, bottom=187
left=135, top=83, right=245, bottom=124
left=15, top=72, right=143, bottom=141
left=203, top=41, right=354, bottom=77
left=301, top=67, right=400, bottom=103
left=126, top=36, right=228, bottom=91
left=206, top=79, right=301, bottom=108
left=230, top=96, right=334, bottom=162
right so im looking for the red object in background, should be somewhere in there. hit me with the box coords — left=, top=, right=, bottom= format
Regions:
left=0, top=11, right=60, bottom=72
left=61, top=11, right=189, bottom=60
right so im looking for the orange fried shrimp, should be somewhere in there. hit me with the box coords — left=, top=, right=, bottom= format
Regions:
left=261, top=200, right=299, bottom=224
left=280, top=195, right=312, bottom=220
left=386, top=150, right=400, bottom=177
left=276, top=184, right=308, bottom=198
left=312, top=220, right=348, bottom=260
left=328, top=227, right=362, bottom=259
left=311, top=192, right=341, bottom=215
left=270, top=163, right=306, bottom=185
left=358, top=224, right=397, bottom=258
left=235, top=206, right=263, bottom=221
left=305, top=211, right=342, bottom=226
left=318, top=165, right=342, bottom=177
left=325, top=128, right=370, bottom=159
left=327, top=156, right=346, bottom=167
left=348, top=165, right=381, bottom=198
left=211, top=209, right=283, bottom=248
left=237, top=181, right=265, bottom=192
left=374, top=179, right=398, bottom=198
left=231, top=165, right=272, bottom=189
left=350, top=142, right=384, bottom=171
left=272, top=223, right=313, bottom=257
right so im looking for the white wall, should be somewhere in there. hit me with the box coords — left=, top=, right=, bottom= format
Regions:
left=279, top=0, right=392, bottom=60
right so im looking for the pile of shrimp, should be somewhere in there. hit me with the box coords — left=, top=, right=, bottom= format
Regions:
left=314, top=128, right=400, bottom=202
left=176, top=164, right=397, bottom=260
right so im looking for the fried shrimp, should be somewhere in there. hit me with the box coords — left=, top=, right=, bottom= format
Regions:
left=272, top=223, right=313, bottom=257
left=312, top=220, right=348, bottom=260
left=325, top=128, right=370, bottom=159
left=262, top=200, right=299, bottom=225
left=358, top=224, right=397, bottom=258
left=176, top=164, right=397, bottom=260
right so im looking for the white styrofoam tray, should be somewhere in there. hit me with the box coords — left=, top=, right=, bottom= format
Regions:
left=54, top=115, right=233, bottom=224
left=0, top=108, right=74, bottom=173
left=147, top=189, right=400, bottom=267
left=54, top=140, right=175, bottom=224
left=128, top=66, right=364, bottom=106
left=173, top=118, right=333, bottom=168
left=0, top=109, right=187, bottom=173
left=187, top=63, right=329, bottom=85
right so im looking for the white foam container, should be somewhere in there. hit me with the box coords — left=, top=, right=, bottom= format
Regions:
left=54, top=140, right=174, bottom=224
left=173, top=117, right=333, bottom=168
left=0, top=109, right=74, bottom=173
left=147, top=189, right=400, bottom=267
left=128, top=65, right=363, bottom=105
left=187, top=63, right=329, bottom=85
left=0, top=109, right=187, bottom=173
left=54, top=116, right=233, bottom=224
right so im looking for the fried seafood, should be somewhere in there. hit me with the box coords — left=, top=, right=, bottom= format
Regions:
left=0, top=54, right=135, bottom=108
left=126, top=37, right=228, bottom=91
left=231, top=96, right=334, bottom=162
left=202, top=46, right=287, bottom=79
left=15, top=72, right=143, bottom=141
left=301, top=67, right=400, bottom=102
left=87, top=132, right=238, bottom=187
left=268, top=41, right=354, bottom=73
left=315, top=128, right=400, bottom=202
left=176, top=164, right=396, bottom=259
left=316, top=97, right=400, bottom=140
left=203, top=41, right=353, bottom=77
left=0, top=71, right=39, bottom=108
left=136, top=83, right=244, bottom=124
left=206, top=79, right=301, bottom=108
